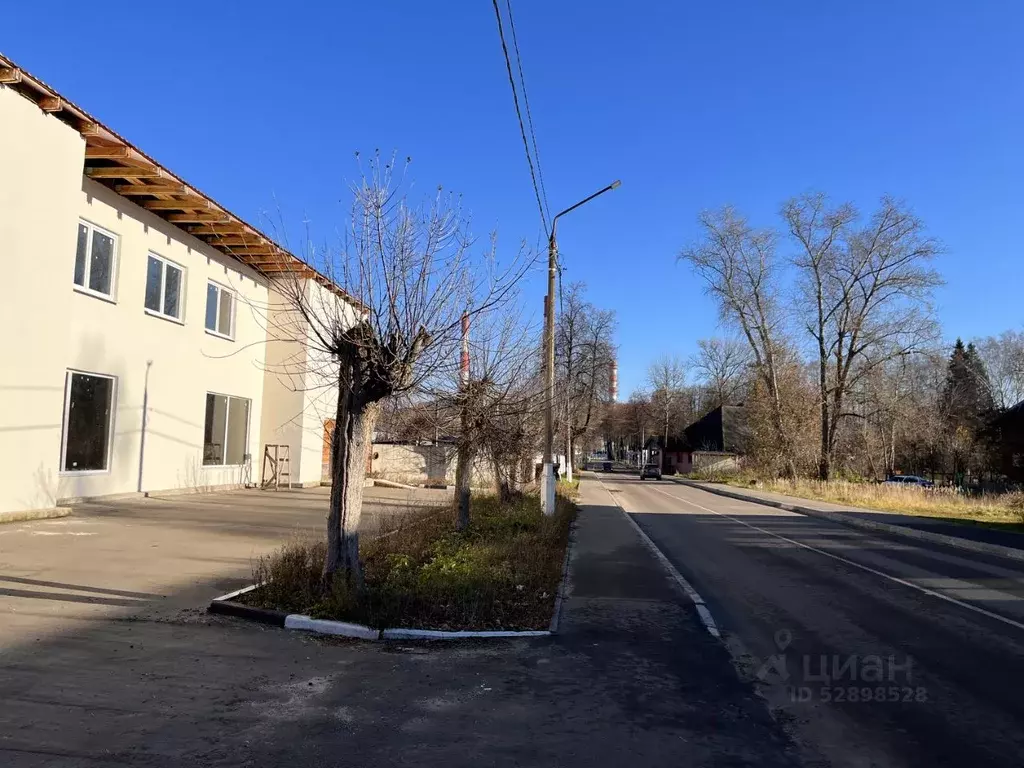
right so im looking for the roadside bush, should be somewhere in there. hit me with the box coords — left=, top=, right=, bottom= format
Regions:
left=1007, top=492, right=1024, bottom=523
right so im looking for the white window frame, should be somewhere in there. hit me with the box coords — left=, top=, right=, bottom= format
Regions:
left=60, top=369, right=117, bottom=476
left=205, top=281, right=236, bottom=340
left=203, top=392, right=251, bottom=467
left=74, top=220, right=119, bottom=302
left=144, top=252, right=186, bottom=323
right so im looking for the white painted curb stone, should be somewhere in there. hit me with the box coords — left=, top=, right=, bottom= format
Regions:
left=284, top=615, right=380, bottom=640
left=212, top=583, right=261, bottom=602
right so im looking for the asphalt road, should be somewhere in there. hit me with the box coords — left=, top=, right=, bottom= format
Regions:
left=0, top=481, right=797, bottom=767
left=597, top=470, right=1024, bottom=768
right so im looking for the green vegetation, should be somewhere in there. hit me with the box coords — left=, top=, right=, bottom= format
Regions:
left=558, top=476, right=581, bottom=497
left=246, top=492, right=576, bottom=631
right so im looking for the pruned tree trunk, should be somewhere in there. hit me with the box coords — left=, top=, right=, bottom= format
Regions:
left=768, top=385, right=798, bottom=480
left=818, top=346, right=831, bottom=481
left=454, top=435, right=473, bottom=532
left=324, top=386, right=379, bottom=590
left=493, top=454, right=517, bottom=504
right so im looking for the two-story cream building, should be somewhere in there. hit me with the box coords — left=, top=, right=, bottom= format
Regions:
left=0, top=54, right=347, bottom=519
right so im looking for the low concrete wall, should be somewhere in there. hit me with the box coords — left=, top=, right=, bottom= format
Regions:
left=692, top=451, right=740, bottom=473
left=370, top=443, right=495, bottom=488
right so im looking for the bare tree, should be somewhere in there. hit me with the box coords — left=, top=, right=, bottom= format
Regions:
left=485, top=382, right=544, bottom=502
left=277, top=154, right=530, bottom=586
left=680, top=208, right=798, bottom=478
left=783, top=193, right=942, bottom=480
left=690, top=337, right=751, bottom=410
left=612, top=388, right=655, bottom=463
left=976, top=330, right=1024, bottom=411
left=647, top=355, right=687, bottom=468
left=556, top=282, right=616, bottom=479
left=442, top=299, right=539, bottom=530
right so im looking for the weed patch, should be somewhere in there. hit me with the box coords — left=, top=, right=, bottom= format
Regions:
left=692, top=474, right=1024, bottom=529
left=244, top=491, right=576, bottom=631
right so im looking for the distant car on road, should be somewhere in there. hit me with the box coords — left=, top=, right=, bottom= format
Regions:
left=640, top=464, right=662, bottom=481
left=883, top=475, right=934, bottom=488
left=602, top=461, right=613, bottom=472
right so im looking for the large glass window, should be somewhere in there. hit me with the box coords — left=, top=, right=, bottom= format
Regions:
left=144, top=254, right=184, bottom=320
left=74, top=221, right=117, bottom=299
left=62, top=371, right=115, bottom=472
left=203, top=393, right=250, bottom=466
left=205, top=282, right=234, bottom=338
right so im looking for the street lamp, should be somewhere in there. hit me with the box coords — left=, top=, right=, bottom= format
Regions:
left=541, top=179, right=621, bottom=516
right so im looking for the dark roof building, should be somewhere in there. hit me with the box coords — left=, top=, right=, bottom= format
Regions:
left=991, top=400, right=1024, bottom=483
left=683, top=405, right=749, bottom=454
left=642, top=405, right=749, bottom=454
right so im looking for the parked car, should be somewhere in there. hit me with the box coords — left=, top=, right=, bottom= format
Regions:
left=640, top=464, right=662, bottom=481
left=602, top=461, right=613, bottom=472
left=883, top=475, right=934, bottom=488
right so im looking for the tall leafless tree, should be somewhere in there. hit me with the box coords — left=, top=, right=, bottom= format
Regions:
left=647, top=355, right=687, bottom=467
left=783, top=193, right=942, bottom=480
left=680, top=208, right=798, bottom=478
left=277, top=154, right=531, bottom=586
left=555, top=282, right=616, bottom=479
left=976, top=330, right=1024, bottom=411
left=690, top=337, right=751, bottom=410
left=441, top=298, right=539, bottom=530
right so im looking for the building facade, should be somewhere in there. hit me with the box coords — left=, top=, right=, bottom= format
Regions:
left=0, top=56, right=344, bottom=516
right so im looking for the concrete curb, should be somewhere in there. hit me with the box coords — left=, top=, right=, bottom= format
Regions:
left=0, top=507, right=72, bottom=525
left=369, top=478, right=419, bottom=489
left=284, top=615, right=380, bottom=640
left=382, top=628, right=550, bottom=641
left=208, top=500, right=579, bottom=642
left=208, top=586, right=289, bottom=626
left=213, top=583, right=261, bottom=601
left=209, top=573, right=565, bottom=643
left=208, top=592, right=554, bottom=642
left=549, top=514, right=578, bottom=633
left=671, top=478, right=1024, bottom=564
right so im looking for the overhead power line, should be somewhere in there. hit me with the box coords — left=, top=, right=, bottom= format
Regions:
left=504, top=0, right=550, bottom=225
left=491, top=0, right=550, bottom=237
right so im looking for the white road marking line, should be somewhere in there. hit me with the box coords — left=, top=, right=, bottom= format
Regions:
left=599, top=480, right=721, bottom=638
left=646, top=483, right=1024, bottom=635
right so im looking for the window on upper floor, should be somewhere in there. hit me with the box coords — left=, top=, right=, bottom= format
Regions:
left=145, top=253, right=185, bottom=322
left=205, top=281, right=235, bottom=339
left=74, top=221, right=118, bottom=300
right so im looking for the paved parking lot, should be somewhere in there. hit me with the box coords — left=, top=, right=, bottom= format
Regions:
left=0, top=484, right=449, bottom=643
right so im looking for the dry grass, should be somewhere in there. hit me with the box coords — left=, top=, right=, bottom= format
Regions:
left=692, top=469, right=1024, bottom=527
left=244, top=491, right=577, bottom=631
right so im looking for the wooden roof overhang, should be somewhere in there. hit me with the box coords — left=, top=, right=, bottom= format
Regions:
left=0, top=52, right=353, bottom=303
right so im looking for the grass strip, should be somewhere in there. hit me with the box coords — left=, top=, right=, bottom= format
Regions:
left=243, top=491, right=576, bottom=631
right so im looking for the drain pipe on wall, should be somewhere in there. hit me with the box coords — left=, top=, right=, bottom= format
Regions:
left=137, top=360, right=153, bottom=494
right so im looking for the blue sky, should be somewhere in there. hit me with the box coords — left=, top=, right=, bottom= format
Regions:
left=5, top=1, right=1023, bottom=396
